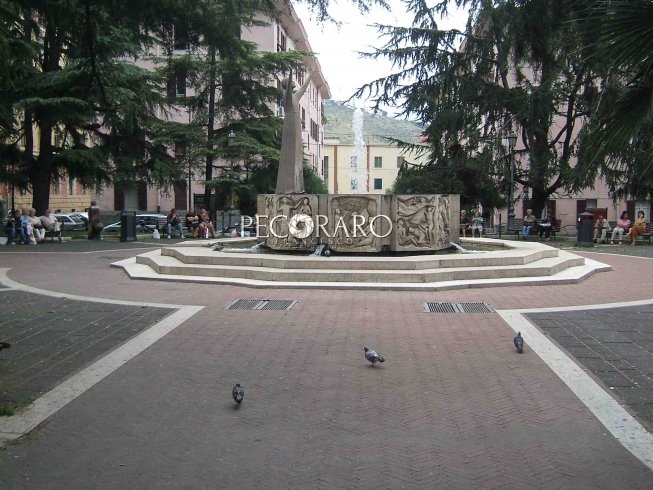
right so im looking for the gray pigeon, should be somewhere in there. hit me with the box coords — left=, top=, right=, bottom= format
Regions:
left=514, top=332, right=524, bottom=353
left=213, top=244, right=224, bottom=252
left=0, top=342, right=10, bottom=351
left=364, top=346, right=385, bottom=365
left=232, top=383, right=244, bottom=404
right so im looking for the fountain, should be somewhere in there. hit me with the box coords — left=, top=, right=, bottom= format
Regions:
left=112, top=96, right=610, bottom=289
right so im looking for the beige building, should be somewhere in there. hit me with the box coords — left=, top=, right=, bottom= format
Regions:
left=324, top=136, right=428, bottom=195
left=322, top=101, right=429, bottom=195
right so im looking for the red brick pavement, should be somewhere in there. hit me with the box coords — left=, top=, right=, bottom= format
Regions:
left=0, top=247, right=652, bottom=488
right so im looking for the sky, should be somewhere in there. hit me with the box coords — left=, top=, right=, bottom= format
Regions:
left=293, top=0, right=468, bottom=113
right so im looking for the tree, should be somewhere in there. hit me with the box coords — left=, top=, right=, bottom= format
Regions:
left=0, top=0, right=192, bottom=214
left=390, top=143, right=503, bottom=215
left=355, top=0, right=610, bottom=217
left=578, top=0, right=653, bottom=200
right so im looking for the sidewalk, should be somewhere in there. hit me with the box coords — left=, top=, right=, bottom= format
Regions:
left=0, top=238, right=652, bottom=488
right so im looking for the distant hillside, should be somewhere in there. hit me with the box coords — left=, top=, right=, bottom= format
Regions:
left=323, top=100, right=424, bottom=145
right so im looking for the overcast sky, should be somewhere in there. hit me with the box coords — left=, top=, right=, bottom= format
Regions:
left=293, top=0, right=468, bottom=113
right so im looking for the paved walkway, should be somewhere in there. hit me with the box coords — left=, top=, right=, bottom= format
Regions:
left=0, top=238, right=652, bottom=488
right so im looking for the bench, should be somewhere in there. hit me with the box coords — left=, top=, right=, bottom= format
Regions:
left=45, top=225, right=63, bottom=243
left=507, top=219, right=524, bottom=239
left=535, top=218, right=560, bottom=241
left=460, top=218, right=486, bottom=237
left=506, top=218, right=559, bottom=240
left=605, top=221, right=652, bottom=244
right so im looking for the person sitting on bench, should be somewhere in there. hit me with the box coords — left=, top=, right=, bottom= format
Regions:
left=522, top=209, right=536, bottom=240
left=593, top=214, right=610, bottom=243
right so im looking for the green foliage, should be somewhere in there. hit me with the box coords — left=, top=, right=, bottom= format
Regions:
left=391, top=146, right=503, bottom=213
left=354, top=0, right=624, bottom=216
left=578, top=0, right=653, bottom=199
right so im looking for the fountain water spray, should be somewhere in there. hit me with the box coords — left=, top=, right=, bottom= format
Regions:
left=349, top=107, right=368, bottom=193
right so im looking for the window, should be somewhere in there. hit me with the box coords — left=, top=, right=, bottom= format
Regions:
left=167, top=68, right=187, bottom=98
left=397, top=156, right=405, bottom=168
left=374, top=156, right=382, bottom=168
left=68, top=178, right=75, bottom=196
left=172, top=24, right=199, bottom=51
left=276, top=80, right=284, bottom=116
left=53, top=176, right=61, bottom=194
left=54, top=131, right=63, bottom=149
left=374, top=178, right=382, bottom=190
left=174, top=142, right=186, bottom=160
left=276, top=24, right=286, bottom=51
left=323, top=156, right=329, bottom=180
left=174, top=27, right=188, bottom=50
left=310, top=120, right=319, bottom=141
left=350, top=178, right=359, bottom=191
left=301, top=108, right=306, bottom=129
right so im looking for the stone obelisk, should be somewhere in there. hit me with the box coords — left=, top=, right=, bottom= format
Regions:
left=276, top=68, right=314, bottom=194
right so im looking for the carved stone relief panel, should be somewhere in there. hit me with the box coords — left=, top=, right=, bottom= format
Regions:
left=258, top=194, right=318, bottom=251
left=392, top=195, right=453, bottom=251
left=327, top=195, right=382, bottom=253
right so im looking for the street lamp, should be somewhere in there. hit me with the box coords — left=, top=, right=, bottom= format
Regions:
left=187, top=109, right=193, bottom=212
left=227, top=130, right=236, bottom=228
left=504, top=132, right=517, bottom=227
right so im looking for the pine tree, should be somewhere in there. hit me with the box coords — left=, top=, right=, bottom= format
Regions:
left=355, top=0, right=607, bottom=217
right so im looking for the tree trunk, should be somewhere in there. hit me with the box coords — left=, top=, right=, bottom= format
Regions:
left=31, top=121, right=54, bottom=215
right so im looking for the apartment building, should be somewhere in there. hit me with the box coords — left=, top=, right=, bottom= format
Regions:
left=1, top=3, right=330, bottom=216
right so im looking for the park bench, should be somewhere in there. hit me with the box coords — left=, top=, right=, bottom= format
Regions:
left=507, top=219, right=524, bottom=239
left=506, top=218, right=559, bottom=240
left=605, top=221, right=652, bottom=244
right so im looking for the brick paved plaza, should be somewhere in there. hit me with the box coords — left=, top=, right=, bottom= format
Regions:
left=0, top=239, right=652, bottom=488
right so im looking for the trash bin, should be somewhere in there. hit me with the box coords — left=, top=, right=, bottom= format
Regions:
left=577, top=211, right=594, bottom=247
left=120, top=210, right=137, bottom=242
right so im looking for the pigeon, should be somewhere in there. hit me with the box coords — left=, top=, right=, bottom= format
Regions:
left=0, top=342, right=10, bottom=351
left=322, top=248, right=331, bottom=257
left=232, top=383, right=244, bottom=405
left=213, top=244, right=224, bottom=252
left=364, top=346, right=385, bottom=365
left=514, top=332, right=524, bottom=353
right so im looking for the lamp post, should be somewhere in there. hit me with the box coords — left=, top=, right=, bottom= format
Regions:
left=227, top=130, right=236, bottom=228
left=187, top=109, right=193, bottom=212
left=504, top=132, right=517, bottom=228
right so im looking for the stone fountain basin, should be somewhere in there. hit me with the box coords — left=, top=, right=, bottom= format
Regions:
left=112, top=238, right=611, bottom=289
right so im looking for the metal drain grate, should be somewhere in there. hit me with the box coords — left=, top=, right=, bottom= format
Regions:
left=225, top=299, right=297, bottom=311
left=424, top=302, right=494, bottom=314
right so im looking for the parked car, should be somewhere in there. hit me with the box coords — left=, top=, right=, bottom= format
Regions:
left=103, top=213, right=167, bottom=234
left=69, top=212, right=89, bottom=230
left=54, top=213, right=87, bottom=231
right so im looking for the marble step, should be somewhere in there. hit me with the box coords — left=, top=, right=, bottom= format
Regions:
left=123, top=249, right=583, bottom=283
